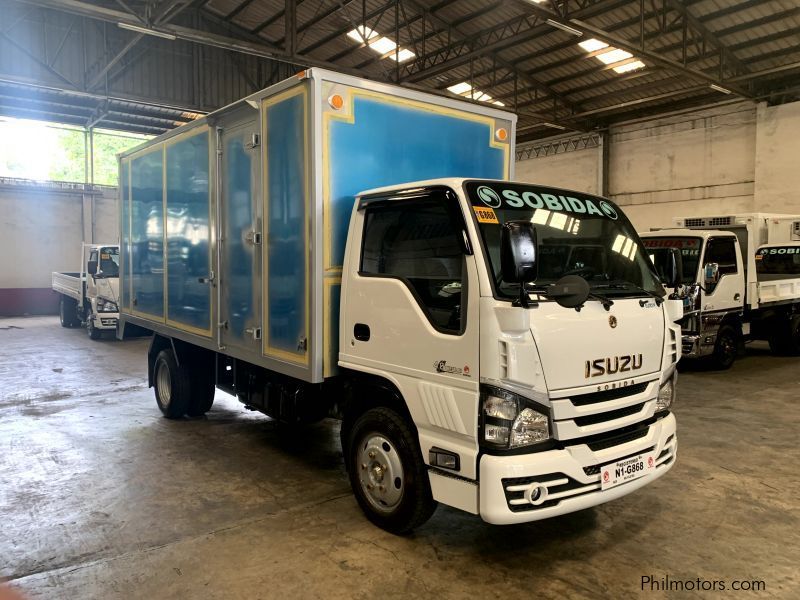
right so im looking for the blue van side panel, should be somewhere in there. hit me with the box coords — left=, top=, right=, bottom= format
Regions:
left=264, top=90, right=308, bottom=363
left=120, top=160, right=130, bottom=310
left=165, top=132, right=212, bottom=334
left=327, top=96, right=507, bottom=269
left=130, top=150, right=164, bottom=320
left=223, top=132, right=256, bottom=344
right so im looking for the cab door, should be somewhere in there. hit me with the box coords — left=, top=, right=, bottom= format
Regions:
left=701, top=235, right=745, bottom=313
left=218, top=119, right=262, bottom=354
left=339, top=188, right=481, bottom=477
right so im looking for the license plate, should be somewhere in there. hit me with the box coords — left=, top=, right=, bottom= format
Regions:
left=600, top=452, right=656, bottom=490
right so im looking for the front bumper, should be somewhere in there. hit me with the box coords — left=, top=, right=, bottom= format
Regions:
left=479, top=413, right=676, bottom=525
left=93, top=314, right=119, bottom=330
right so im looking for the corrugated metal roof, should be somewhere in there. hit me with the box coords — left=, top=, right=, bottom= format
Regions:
left=1, top=0, right=798, bottom=140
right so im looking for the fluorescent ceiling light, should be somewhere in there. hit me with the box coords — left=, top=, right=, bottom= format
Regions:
left=389, top=48, right=415, bottom=62
left=578, top=38, right=608, bottom=52
left=118, top=22, right=176, bottom=40
left=447, top=82, right=472, bottom=95
left=613, top=60, right=646, bottom=74
left=709, top=83, right=733, bottom=94
left=545, top=19, right=583, bottom=36
left=347, top=26, right=378, bottom=43
left=596, top=48, right=633, bottom=65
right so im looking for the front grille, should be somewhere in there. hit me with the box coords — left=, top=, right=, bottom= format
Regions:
left=586, top=424, right=650, bottom=452
left=574, top=403, right=644, bottom=427
left=569, top=382, right=648, bottom=406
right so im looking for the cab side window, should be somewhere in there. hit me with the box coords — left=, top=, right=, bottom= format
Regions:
left=706, top=238, right=738, bottom=275
left=360, top=198, right=466, bottom=334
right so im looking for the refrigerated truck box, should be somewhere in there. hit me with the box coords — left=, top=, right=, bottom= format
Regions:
left=118, top=68, right=515, bottom=383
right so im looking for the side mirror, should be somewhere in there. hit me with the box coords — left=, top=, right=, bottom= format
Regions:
left=87, top=260, right=98, bottom=275
left=665, top=247, right=683, bottom=289
left=703, top=262, right=719, bottom=287
left=500, top=221, right=537, bottom=284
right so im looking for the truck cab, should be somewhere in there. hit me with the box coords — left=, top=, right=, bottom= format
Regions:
left=340, top=179, right=681, bottom=525
left=642, top=213, right=800, bottom=367
left=53, top=244, right=121, bottom=339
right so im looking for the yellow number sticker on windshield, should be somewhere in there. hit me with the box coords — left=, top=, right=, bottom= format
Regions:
left=473, top=206, right=499, bottom=224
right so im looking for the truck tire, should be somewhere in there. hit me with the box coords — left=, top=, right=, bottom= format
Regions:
left=710, top=325, right=738, bottom=370
left=153, top=349, right=191, bottom=419
left=59, top=296, right=79, bottom=328
left=86, top=314, right=102, bottom=340
left=187, top=371, right=215, bottom=417
left=346, top=407, right=437, bottom=534
left=769, top=315, right=800, bottom=355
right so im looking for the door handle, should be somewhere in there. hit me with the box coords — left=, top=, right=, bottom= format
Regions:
left=354, top=323, right=370, bottom=341
left=734, top=293, right=741, bottom=301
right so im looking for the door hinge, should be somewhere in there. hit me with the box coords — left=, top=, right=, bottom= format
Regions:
left=297, top=336, right=307, bottom=352
left=245, top=133, right=260, bottom=149
left=198, top=271, right=216, bottom=284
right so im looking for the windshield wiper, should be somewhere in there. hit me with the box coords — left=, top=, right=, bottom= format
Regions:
left=593, top=282, right=664, bottom=305
left=523, top=282, right=615, bottom=311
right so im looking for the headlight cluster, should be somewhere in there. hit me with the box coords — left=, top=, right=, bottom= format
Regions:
left=656, top=374, right=677, bottom=412
left=97, top=298, right=118, bottom=313
left=481, top=386, right=551, bottom=450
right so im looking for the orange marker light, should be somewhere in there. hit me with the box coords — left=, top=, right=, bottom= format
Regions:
left=496, top=128, right=508, bottom=141
left=328, top=94, right=344, bottom=110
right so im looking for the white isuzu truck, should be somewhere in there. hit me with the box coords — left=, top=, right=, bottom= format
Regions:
left=641, top=213, right=800, bottom=368
left=118, top=69, right=680, bottom=532
left=52, top=243, right=120, bottom=339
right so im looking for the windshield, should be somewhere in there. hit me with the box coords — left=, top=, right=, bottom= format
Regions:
left=641, top=237, right=701, bottom=285
left=464, top=181, right=663, bottom=300
left=99, top=247, right=120, bottom=278
left=756, top=246, right=800, bottom=280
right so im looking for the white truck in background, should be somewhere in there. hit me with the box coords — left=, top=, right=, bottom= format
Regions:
left=52, top=244, right=120, bottom=340
left=641, top=213, right=800, bottom=368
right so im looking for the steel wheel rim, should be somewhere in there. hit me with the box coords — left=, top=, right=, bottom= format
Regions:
left=156, top=361, right=172, bottom=408
left=356, top=433, right=405, bottom=514
left=720, top=333, right=736, bottom=361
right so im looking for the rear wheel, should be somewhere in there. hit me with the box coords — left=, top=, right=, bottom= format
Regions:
left=346, top=407, right=437, bottom=534
left=710, top=325, right=738, bottom=369
left=59, top=296, right=79, bottom=328
left=768, top=315, right=800, bottom=355
left=153, top=349, right=191, bottom=419
left=187, top=370, right=215, bottom=417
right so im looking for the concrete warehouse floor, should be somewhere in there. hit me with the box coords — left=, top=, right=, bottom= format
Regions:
left=1, top=317, right=798, bottom=599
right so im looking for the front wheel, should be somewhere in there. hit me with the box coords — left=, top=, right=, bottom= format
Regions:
left=346, top=407, right=437, bottom=534
left=710, top=325, right=738, bottom=369
left=87, top=314, right=102, bottom=340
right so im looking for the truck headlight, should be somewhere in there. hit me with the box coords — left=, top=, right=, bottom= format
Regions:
left=656, top=376, right=677, bottom=412
left=97, top=299, right=118, bottom=312
left=480, top=386, right=551, bottom=450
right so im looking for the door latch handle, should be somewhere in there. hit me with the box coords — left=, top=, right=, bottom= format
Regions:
left=245, top=327, right=262, bottom=340
left=354, top=323, right=370, bottom=341
left=734, top=293, right=741, bottom=301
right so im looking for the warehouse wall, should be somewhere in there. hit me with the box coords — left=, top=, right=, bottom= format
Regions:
left=754, top=101, right=800, bottom=214
left=0, top=184, right=118, bottom=316
left=514, top=142, right=601, bottom=196
left=514, top=100, right=791, bottom=232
